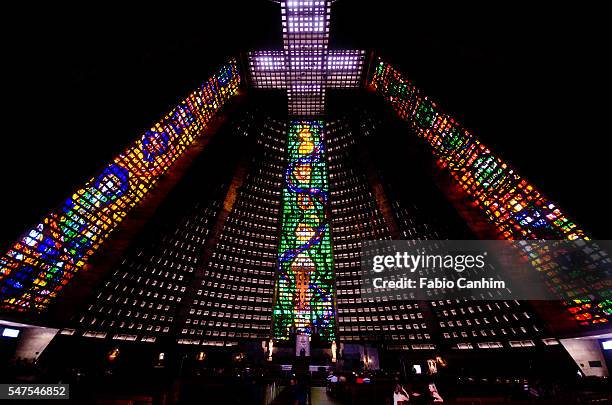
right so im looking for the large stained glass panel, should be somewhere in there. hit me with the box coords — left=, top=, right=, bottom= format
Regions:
left=274, top=121, right=336, bottom=341
left=0, top=60, right=240, bottom=312
left=370, top=59, right=611, bottom=326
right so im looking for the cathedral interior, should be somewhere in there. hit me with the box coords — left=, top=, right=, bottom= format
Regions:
left=1, top=1, right=610, bottom=404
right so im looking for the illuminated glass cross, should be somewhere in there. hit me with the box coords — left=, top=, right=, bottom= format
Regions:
left=247, top=0, right=365, bottom=116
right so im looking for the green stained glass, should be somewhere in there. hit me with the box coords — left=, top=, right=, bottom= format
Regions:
left=415, top=99, right=436, bottom=128
left=474, top=155, right=503, bottom=188
left=273, top=121, right=336, bottom=341
left=442, top=126, right=463, bottom=150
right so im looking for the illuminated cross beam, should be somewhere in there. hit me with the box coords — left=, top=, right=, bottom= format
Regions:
left=247, top=0, right=365, bottom=116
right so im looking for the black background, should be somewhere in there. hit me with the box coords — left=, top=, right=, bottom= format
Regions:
left=2, top=1, right=609, bottom=248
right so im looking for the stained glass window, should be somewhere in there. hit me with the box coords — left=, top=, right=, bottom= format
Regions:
left=274, top=120, right=336, bottom=341
left=0, top=60, right=240, bottom=312
left=370, top=59, right=611, bottom=326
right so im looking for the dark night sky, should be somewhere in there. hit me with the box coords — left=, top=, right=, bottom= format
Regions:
left=2, top=2, right=609, bottom=249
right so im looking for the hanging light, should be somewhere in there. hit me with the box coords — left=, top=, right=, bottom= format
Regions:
left=108, top=348, right=120, bottom=362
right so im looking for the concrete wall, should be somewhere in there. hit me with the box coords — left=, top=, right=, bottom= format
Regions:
left=560, top=338, right=609, bottom=377
left=14, top=327, right=58, bottom=361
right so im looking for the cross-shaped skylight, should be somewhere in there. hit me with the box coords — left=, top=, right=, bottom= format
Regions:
left=248, top=0, right=366, bottom=116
